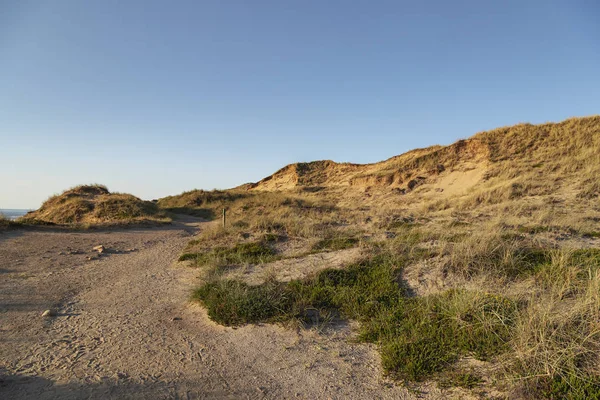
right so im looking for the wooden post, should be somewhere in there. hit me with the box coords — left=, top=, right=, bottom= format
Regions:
left=222, top=208, right=226, bottom=228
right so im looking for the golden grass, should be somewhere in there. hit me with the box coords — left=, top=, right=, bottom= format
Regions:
left=23, top=184, right=171, bottom=225
left=155, top=116, right=600, bottom=396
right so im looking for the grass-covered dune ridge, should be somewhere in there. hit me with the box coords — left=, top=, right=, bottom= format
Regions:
left=23, top=184, right=170, bottom=225
left=237, top=116, right=600, bottom=196
left=173, top=116, right=600, bottom=398
left=190, top=221, right=600, bottom=398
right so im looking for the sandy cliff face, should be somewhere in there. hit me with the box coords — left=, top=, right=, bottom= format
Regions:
left=160, top=116, right=600, bottom=216
left=248, top=136, right=491, bottom=194
left=241, top=116, right=600, bottom=207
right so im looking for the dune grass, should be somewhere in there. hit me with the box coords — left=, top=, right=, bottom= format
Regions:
left=311, top=236, right=360, bottom=252
left=176, top=176, right=600, bottom=399
left=193, top=250, right=517, bottom=382
left=377, top=290, right=516, bottom=381
left=179, top=241, right=279, bottom=265
left=23, top=184, right=171, bottom=225
left=189, top=217, right=600, bottom=397
left=193, top=253, right=407, bottom=327
left=159, top=189, right=344, bottom=235
left=181, top=116, right=600, bottom=397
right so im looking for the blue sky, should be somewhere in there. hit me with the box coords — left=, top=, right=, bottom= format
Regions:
left=1, top=0, right=599, bottom=209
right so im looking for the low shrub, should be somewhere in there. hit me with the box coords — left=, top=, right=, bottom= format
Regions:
left=180, top=241, right=278, bottom=265
left=311, top=236, right=359, bottom=252
left=193, top=253, right=516, bottom=381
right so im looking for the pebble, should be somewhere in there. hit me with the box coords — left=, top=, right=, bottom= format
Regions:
left=42, top=309, right=56, bottom=317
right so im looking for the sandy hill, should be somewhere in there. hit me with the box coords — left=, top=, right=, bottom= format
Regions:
left=161, top=115, right=600, bottom=224
left=157, top=115, right=600, bottom=398
left=245, top=116, right=600, bottom=201
left=23, top=184, right=170, bottom=225
left=7, top=116, right=600, bottom=399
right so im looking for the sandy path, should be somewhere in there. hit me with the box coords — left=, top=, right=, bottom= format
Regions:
left=0, top=218, right=443, bottom=399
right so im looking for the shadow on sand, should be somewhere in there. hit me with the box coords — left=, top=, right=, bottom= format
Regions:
left=0, top=369, right=259, bottom=400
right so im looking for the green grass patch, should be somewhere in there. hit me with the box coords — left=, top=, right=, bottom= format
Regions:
left=193, top=280, right=290, bottom=325
left=540, top=374, right=600, bottom=400
left=376, top=290, right=516, bottom=381
left=439, top=371, right=484, bottom=389
left=179, top=241, right=279, bottom=265
left=262, top=232, right=284, bottom=243
left=194, top=254, right=406, bottom=326
left=193, top=253, right=516, bottom=381
left=311, top=236, right=359, bottom=252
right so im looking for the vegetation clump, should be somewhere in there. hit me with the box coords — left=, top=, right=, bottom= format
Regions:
left=189, top=219, right=600, bottom=398
left=181, top=116, right=600, bottom=397
left=311, top=236, right=359, bottom=252
left=22, top=184, right=170, bottom=225
left=193, top=253, right=406, bottom=325
left=194, top=253, right=517, bottom=381
left=378, top=290, right=516, bottom=381
left=180, top=241, right=278, bottom=265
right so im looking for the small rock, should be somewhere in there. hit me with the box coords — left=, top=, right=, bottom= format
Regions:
left=172, top=317, right=182, bottom=321
left=42, top=309, right=56, bottom=318
left=92, top=245, right=105, bottom=254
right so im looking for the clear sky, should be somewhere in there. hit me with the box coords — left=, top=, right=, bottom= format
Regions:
left=1, top=0, right=599, bottom=209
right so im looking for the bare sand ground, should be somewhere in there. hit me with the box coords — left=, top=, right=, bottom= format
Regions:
left=0, top=217, right=449, bottom=399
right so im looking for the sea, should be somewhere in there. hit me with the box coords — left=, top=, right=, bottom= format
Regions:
left=0, top=209, right=30, bottom=220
